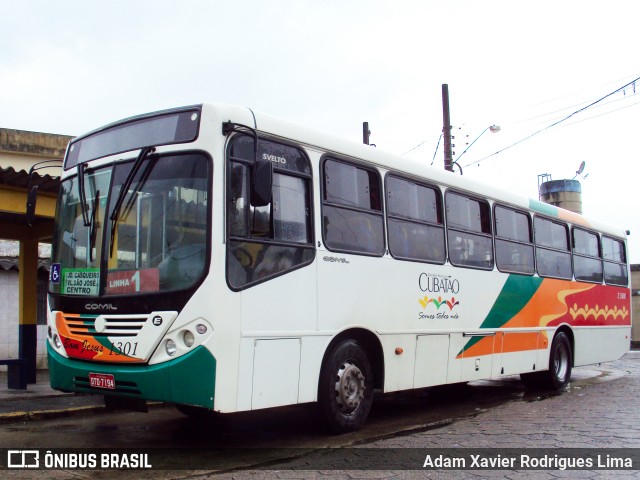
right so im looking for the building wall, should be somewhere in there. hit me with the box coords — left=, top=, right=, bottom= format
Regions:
left=0, top=128, right=70, bottom=172
left=0, top=270, right=48, bottom=370
left=0, top=241, right=52, bottom=370
left=0, top=270, right=19, bottom=361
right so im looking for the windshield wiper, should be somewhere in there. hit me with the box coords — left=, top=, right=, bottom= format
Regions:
left=76, top=164, right=101, bottom=262
left=77, top=163, right=91, bottom=227
left=109, top=146, right=155, bottom=256
left=88, top=189, right=100, bottom=263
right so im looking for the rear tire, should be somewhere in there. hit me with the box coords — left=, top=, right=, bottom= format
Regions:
left=544, top=331, right=572, bottom=389
left=521, top=331, right=572, bottom=391
left=317, top=339, right=373, bottom=434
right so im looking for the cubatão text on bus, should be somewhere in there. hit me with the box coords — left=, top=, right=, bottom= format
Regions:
left=418, top=273, right=460, bottom=294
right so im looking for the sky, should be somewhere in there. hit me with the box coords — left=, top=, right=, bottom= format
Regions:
left=2, top=0, right=639, bottom=261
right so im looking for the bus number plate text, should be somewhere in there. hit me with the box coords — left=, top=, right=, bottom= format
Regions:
left=89, top=373, right=115, bottom=390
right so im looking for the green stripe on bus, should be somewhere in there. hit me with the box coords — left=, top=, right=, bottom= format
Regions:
left=529, top=199, right=559, bottom=217
left=459, top=275, right=543, bottom=355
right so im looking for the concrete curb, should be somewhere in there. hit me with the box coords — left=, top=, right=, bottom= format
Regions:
left=0, top=404, right=108, bottom=424
left=0, top=401, right=166, bottom=425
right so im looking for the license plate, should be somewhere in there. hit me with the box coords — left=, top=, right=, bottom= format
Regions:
left=89, top=372, right=115, bottom=390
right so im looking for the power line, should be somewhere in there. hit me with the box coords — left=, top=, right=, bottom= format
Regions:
left=462, top=75, right=640, bottom=168
left=431, top=133, right=443, bottom=165
left=521, top=88, right=640, bottom=128
left=402, top=140, right=428, bottom=155
left=558, top=96, right=640, bottom=129
left=516, top=73, right=640, bottom=122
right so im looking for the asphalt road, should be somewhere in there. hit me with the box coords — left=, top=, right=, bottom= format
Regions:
left=1, top=352, right=638, bottom=479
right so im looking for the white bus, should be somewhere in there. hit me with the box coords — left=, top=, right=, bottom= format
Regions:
left=46, top=103, right=631, bottom=433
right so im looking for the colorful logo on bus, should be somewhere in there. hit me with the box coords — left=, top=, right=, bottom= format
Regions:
left=418, top=273, right=460, bottom=310
left=419, top=296, right=460, bottom=311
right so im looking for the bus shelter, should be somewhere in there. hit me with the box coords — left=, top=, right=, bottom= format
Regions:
left=0, top=128, right=69, bottom=388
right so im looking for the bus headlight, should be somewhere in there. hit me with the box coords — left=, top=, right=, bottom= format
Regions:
left=165, top=339, right=177, bottom=356
left=148, top=318, right=213, bottom=366
left=53, top=334, right=62, bottom=349
left=196, top=324, right=207, bottom=335
left=183, top=330, right=195, bottom=348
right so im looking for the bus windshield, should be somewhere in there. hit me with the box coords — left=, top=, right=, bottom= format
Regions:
left=50, top=152, right=210, bottom=297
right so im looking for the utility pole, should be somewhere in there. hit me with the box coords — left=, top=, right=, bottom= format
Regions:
left=441, top=84, right=454, bottom=172
left=363, top=122, right=370, bottom=145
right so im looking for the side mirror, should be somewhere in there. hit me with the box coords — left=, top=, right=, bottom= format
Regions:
left=250, top=158, right=273, bottom=207
left=26, top=185, right=39, bottom=226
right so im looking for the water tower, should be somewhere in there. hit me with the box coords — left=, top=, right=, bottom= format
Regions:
left=538, top=162, right=587, bottom=215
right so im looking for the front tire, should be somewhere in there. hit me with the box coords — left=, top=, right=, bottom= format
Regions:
left=317, top=339, right=373, bottom=434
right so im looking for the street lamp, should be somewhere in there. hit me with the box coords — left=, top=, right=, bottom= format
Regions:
left=452, top=125, right=501, bottom=174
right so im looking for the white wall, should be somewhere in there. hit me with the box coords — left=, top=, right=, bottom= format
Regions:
left=0, top=270, right=48, bottom=370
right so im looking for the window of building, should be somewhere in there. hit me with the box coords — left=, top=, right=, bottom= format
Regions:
left=386, top=175, right=445, bottom=263
left=602, top=236, right=628, bottom=286
left=445, top=191, right=493, bottom=269
left=322, top=159, right=385, bottom=256
left=534, top=217, right=572, bottom=279
left=226, top=135, right=314, bottom=290
left=494, top=205, right=534, bottom=275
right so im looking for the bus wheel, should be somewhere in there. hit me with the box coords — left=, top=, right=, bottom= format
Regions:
left=521, top=331, right=572, bottom=391
left=317, top=339, right=373, bottom=434
left=544, top=331, right=572, bottom=390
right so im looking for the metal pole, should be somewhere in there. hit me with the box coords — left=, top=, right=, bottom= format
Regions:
left=442, top=84, right=453, bottom=172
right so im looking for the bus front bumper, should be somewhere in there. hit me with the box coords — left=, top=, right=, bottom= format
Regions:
left=48, top=344, right=217, bottom=409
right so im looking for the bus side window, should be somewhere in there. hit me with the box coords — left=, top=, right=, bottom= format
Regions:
left=494, top=205, right=534, bottom=275
left=534, top=217, right=572, bottom=280
left=445, top=191, right=493, bottom=269
left=602, top=236, right=628, bottom=286
left=386, top=175, right=445, bottom=264
left=322, top=159, right=385, bottom=256
left=226, top=136, right=314, bottom=290
left=573, top=228, right=603, bottom=283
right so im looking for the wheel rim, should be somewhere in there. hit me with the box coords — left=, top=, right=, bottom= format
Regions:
left=554, top=342, right=569, bottom=381
left=334, top=362, right=366, bottom=414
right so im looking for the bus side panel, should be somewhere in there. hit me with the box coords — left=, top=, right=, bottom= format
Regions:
left=298, top=335, right=331, bottom=403
left=239, top=265, right=317, bottom=333
left=317, top=255, right=421, bottom=393
left=317, top=254, right=509, bottom=392
left=573, top=326, right=631, bottom=366
left=236, top=265, right=317, bottom=410
left=492, top=331, right=543, bottom=377
left=237, top=335, right=327, bottom=409
left=414, top=334, right=449, bottom=388
left=380, top=334, right=419, bottom=392
left=251, top=338, right=301, bottom=410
